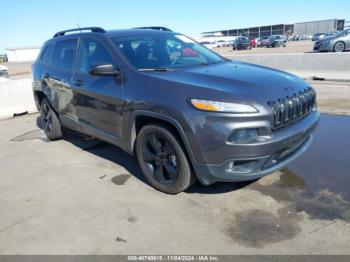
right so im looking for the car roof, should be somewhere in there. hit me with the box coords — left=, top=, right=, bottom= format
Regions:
left=50, top=28, right=178, bottom=41
left=43, top=27, right=182, bottom=48
left=106, top=28, right=178, bottom=38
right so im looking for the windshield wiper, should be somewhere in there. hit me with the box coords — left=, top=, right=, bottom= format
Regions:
left=138, top=67, right=173, bottom=72
left=199, top=61, right=225, bottom=66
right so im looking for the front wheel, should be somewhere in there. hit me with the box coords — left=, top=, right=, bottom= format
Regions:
left=41, top=98, right=63, bottom=141
left=136, top=125, right=194, bottom=194
left=333, top=41, right=345, bottom=52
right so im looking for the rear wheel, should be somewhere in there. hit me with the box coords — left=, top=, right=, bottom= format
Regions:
left=41, top=98, right=63, bottom=141
left=334, top=41, right=345, bottom=52
left=136, top=124, right=193, bottom=194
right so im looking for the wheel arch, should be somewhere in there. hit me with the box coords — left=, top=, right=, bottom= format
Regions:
left=33, top=90, right=46, bottom=110
left=128, top=111, right=198, bottom=171
left=33, top=90, right=60, bottom=118
left=33, top=89, right=53, bottom=110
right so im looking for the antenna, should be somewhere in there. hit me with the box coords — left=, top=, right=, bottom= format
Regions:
left=77, top=23, right=81, bottom=33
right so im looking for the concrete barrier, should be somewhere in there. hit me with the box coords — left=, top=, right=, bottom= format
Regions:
left=0, top=78, right=38, bottom=120
left=224, top=52, right=350, bottom=80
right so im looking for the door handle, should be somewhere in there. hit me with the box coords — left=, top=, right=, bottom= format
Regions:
left=72, top=80, right=83, bottom=87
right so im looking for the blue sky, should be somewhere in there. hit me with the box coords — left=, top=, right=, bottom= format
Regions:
left=1, top=0, right=349, bottom=52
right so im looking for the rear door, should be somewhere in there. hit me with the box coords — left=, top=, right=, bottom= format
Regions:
left=71, top=37, right=124, bottom=142
left=46, top=39, right=80, bottom=130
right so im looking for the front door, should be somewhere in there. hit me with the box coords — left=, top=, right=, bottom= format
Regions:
left=72, top=37, right=124, bottom=141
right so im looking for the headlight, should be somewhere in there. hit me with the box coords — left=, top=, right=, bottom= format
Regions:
left=190, top=99, right=258, bottom=113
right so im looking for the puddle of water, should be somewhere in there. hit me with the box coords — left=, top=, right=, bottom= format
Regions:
left=232, top=114, right=350, bottom=248
left=248, top=114, right=350, bottom=223
left=228, top=208, right=302, bottom=248
left=287, top=114, right=350, bottom=202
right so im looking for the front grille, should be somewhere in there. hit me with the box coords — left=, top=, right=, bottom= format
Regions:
left=268, top=88, right=316, bottom=130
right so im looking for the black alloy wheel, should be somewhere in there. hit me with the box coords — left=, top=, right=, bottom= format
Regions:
left=142, top=133, right=179, bottom=184
left=136, top=125, right=194, bottom=194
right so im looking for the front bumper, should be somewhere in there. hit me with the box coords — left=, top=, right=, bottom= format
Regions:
left=191, top=111, right=320, bottom=185
left=313, top=41, right=331, bottom=51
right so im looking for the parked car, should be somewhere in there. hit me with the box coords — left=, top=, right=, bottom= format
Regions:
left=199, top=41, right=215, bottom=50
left=290, top=35, right=300, bottom=41
left=213, top=40, right=229, bottom=48
left=32, top=27, right=319, bottom=194
left=0, top=54, right=8, bottom=63
left=250, top=38, right=257, bottom=48
left=232, top=36, right=251, bottom=50
left=257, top=36, right=269, bottom=47
left=267, top=35, right=287, bottom=48
left=324, top=31, right=339, bottom=38
left=299, top=35, right=310, bottom=41
left=0, top=64, right=9, bottom=79
left=312, top=33, right=325, bottom=41
left=226, top=40, right=235, bottom=47
left=314, top=29, right=350, bottom=52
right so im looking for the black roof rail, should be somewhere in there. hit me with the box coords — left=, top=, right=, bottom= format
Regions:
left=53, top=27, right=106, bottom=37
left=133, top=26, right=172, bottom=32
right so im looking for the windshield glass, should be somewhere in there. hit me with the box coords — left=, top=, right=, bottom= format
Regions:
left=110, top=34, right=225, bottom=70
left=336, top=29, right=349, bottom=37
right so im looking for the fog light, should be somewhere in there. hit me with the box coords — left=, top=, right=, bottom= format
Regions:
left=229, top=128, right=258, bottom=143
left=265, top=153, right=281, bottom=167
left=225, top=161, right=235, bottom=172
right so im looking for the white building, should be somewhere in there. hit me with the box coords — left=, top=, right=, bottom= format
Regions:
left=5, top=47, right=41, bottom=62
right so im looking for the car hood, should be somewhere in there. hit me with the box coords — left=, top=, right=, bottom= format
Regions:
left=322, top=34, right=340, bottom=41
left=147, top=61, right=310, bottom=104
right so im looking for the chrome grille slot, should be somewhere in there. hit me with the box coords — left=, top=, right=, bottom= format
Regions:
left=268, top=88, right=316, bottom=130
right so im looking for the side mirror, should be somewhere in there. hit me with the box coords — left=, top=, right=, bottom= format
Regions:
left=89, top=64, right=121, bottom=77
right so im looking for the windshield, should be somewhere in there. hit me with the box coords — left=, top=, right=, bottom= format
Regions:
left=335, top=29, right=349, bottom=37
left=110, top=34, right=225, bottom=70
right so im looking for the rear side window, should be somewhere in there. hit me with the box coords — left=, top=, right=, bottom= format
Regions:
left=41, top=44, right=54, bottom=65
left=52, top=40, right=78, bottom=70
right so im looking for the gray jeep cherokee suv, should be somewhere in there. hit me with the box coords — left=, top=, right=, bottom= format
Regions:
left=32, top=27, right=320, bottom=194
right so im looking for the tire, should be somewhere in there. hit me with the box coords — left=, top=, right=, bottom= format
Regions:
left=333, top=41, right=345, bottom=52
left=136, top=124, right=194, bottom=194
left=41, top=98, right=63, bottom=141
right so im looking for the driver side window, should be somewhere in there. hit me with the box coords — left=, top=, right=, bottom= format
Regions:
left=166, top=39, right=183, bottom=63
left=79, top=38, right=115, bottom=74
left=166, top=38, right=206, bottom=65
